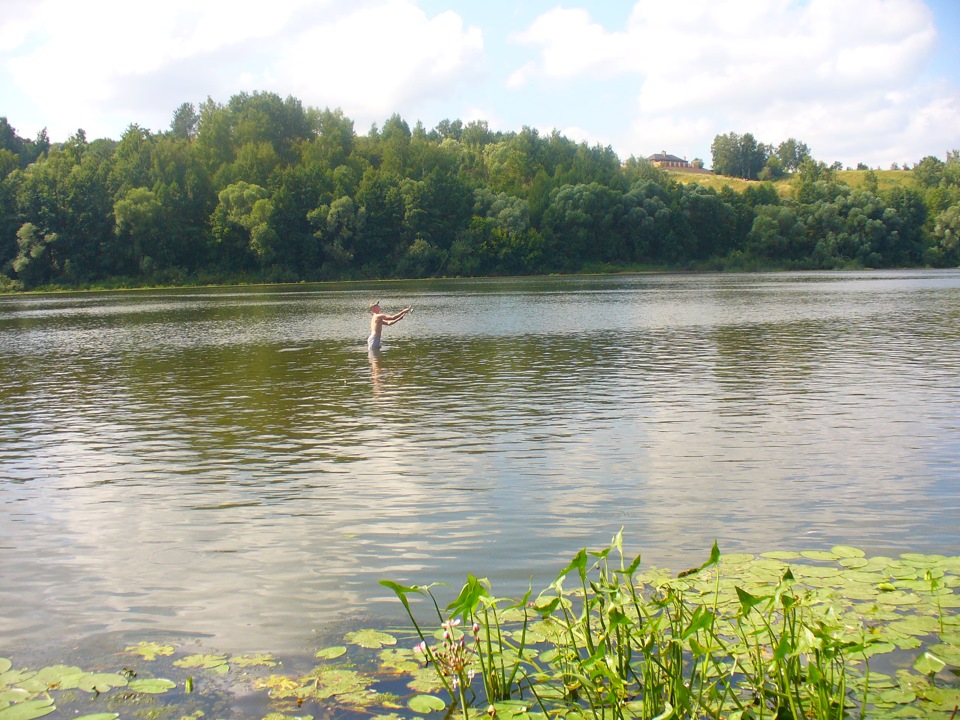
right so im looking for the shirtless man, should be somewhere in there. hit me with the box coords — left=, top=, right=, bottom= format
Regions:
left=368, top=301, right=412, bottom=351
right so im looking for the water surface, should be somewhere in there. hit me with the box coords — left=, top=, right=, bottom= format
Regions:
left=1, top=270, right=959, bottom=658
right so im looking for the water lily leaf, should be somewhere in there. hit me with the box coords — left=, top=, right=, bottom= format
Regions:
left=0, top=670, right=35, bottom=688
left=493, top=700, right=534, bottom=719
left=408, top=694, right=446, bottom=713
left=315, top=647, right=347, bottom=660
left=877, top=591, right=921, bottom=605
left=888, top=616, right=941, bottom=636
left=832, top=545, right=865, bottom=558
left=173, top=654, right=228, bottom=670
left=927, top=644, right=960, bottom=666
left=914, top=652, right=947, bottom=676
left=893, top=636, right=923, bottom=650
left=839, top=557, right=869, bottom=569
left=74, top=714, right=120, bottom=720
left=313, top=670, right=372, bottom=700
left=407, top=667, right=442, bottom=694
left=344, top=630, right=397, bottom=649
left=335, top=690, right=386, bottom=708
left=128, top=678, right=176, bottom=694
left=230, top=654, right=277, bottom=668
left=18, top=666, right=85, bottom=692
left=800, top=550, right=838, bottom=561
left=0, top=698, right=55, bottom=720
left=922, top=688, right=960, bottom=712
left=879, top=688, right=917, bottom=704
left=0, top=661, right=10, bottom=675
left=760, top=551, right=800, bottom=560
left=77, top=673, right=128, bottom=693
left=792, top=565, right=841, bottom=578
left=0, top=690, right=31, bottom=706
left=378, top=649, right=418, bottom=673
left=901, top=552, right=945, bottom=565
left=862, top=642, right=897, bottom=658
left=254, top=674, right=304, bottom=700
left=125, top=642, right=174, bottom=661
left=843, top=569, right=883, bottom=583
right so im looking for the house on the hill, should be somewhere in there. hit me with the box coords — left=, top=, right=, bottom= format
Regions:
left=647, top=151, right=690, bottom=168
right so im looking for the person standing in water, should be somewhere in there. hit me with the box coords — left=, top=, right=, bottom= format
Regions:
left=368, top=301, right=412, bottom=351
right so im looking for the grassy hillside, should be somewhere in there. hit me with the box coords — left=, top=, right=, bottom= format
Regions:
left=665, top=167, right=917, bottom=198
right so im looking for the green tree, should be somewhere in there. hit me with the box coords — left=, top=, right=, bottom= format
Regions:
left=169, top=102, right=200, bottom=140
left=210, top=181, right=276, bottom=268
left=541, top=182, right=638, bottom=270
left=929, top=205, right=960, bottom=266
left=354, top=168, right=405, bottom=276
left=402, top=166, right=473, bottom=250
left=308, top=195, right=365, bottom=277
left=113, top=187, right=162, bottom=274
left=109, top=124, right=155, bottom=196
left=747, top=204, right=810, bottom=263
left=12, top=222, right=59, bottom=286
left=679, top=184, right=739, bottom=259
left=711, top=132, right=768, bottom=179
left=775, top=138, right=811, bottom=172
left=380, top=114, right=412, bottom=176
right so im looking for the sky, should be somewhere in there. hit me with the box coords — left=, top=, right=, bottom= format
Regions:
left=1, top=0, right=958, bottom=170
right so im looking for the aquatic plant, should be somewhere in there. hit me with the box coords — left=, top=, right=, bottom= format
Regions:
left=1, top=538, right=958, bottom=720
left=383, top=534, right=960, bottom=720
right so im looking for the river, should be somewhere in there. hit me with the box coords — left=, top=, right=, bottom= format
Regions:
left=1, top=270, right=959, bottom=660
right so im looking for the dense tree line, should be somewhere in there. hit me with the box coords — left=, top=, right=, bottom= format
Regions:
left=1, top=92, right=958, bottom=291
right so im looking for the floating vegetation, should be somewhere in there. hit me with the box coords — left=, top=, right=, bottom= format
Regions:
left=1, top=537, right=958, bottom=720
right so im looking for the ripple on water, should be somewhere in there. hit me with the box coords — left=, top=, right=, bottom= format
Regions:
left=0, top=271, right=959, bottom=658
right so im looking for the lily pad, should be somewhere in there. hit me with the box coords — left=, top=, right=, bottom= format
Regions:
left=344, top=630, right=397, bottom=650
left=125, top=642, right=174, bottom=661
left=832, top=545, right=866, bottom=559
left=173, top=654, right=228, bottom=670
left=760, top=551, right=800, bottom=560
left=877, top=591, right=922, bottom=606
left=878, top=688, right=917, bottom=704
left=378, top=649, right=419, bottom=673
left=19, top=665, right=85, bottom=692
left=0, top=690, right=31, bottom=706
left=313, top=669, right=372, bottom=700
left=254, top=674, right=304, bottom=700
left=791, top=564, right=841, bottom=578
left=128, top=678, right=176, bottom=694
left=839, top=557, right=869, bottom=569
left=0, top=671, right=35, bottom=688
left=0, top=698, right=55, bottom=720
left=0, top=661, right=10, bottom=675
left=315, top=646, right=347, bottom=660
left=230, top=654, right=277, bottom=668
left=800, top=549, right=839, bottom=561
left=914, top=652, right=947, bottom=676
left=406, top=667, right=443, bottom=694
left=408, top=694, right=446, bottom=713
left=77, top=673, right=128, bottom=693
left=74, top=715, right=120, bottom=720
left=926, top=644, right=960, bottom=665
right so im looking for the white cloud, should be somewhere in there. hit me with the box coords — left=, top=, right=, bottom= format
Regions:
left=510, top=7, right=629, bottom=80
left=513, top=0, right=954, bottom=166
left=0, top=0, right=955, bottom=167
left=2, top=0, right=483, bottom=139
left=273, top=1, right=484, bottom=127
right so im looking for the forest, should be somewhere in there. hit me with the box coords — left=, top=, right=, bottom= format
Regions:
left=1, top=91, right=959, bottom=291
